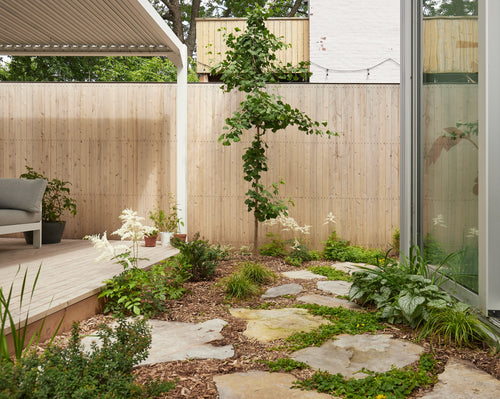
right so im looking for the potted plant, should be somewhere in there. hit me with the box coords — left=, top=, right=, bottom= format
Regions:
left=20, top=166, right=77, bottom=244
left=143, top=227, right=159, bottom=247
left=149, top=193, right=184, bottom=246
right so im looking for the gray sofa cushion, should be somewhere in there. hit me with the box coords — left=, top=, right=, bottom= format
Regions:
left=0, top=178, right=47, bottom=212
left=0, top=209, right=41, bottom=225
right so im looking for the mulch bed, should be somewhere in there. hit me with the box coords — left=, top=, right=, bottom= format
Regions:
left=40, top=254, right=500, bottom=398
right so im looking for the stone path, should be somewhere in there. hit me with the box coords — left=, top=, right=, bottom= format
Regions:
left=83, top=262, right=500, bottom=398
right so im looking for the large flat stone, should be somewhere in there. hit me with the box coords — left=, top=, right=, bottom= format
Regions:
left=214, top=371, right=332, bottom=399
left=292, top=334, right=423, bottom=379
left=81, top=318, right=234, bottom=365
left=262, top=283, right=303, bottom=298
left=297, top=294, right=362, bottom=310
left=317, top=280, right=352, bottom=297
left=422, top=358, right=500, bottom=398
left=282, top=270, right=327, bottom=280
left=229, top=308, right=327, bottom=342
left=331, top=262, right=376, bottom=274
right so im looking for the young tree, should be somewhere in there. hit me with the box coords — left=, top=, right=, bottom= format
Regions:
left=211, top=6, right=336, bottom=252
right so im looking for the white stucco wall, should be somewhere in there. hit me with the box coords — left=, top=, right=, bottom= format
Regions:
left=309, top=0, right=400, bottom=83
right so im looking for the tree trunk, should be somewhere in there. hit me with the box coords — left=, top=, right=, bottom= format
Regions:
left=287, top=0, right=304, bottom=17
left=253, top=214, right=259, bottom=255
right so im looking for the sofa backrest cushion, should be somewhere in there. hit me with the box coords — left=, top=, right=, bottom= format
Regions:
left=0, top=178, right=47, bottom=212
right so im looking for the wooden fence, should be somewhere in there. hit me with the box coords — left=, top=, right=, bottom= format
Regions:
left=0, top=83, right=399, bottom=250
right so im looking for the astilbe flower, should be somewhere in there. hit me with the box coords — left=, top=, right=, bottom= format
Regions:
left=84, top=232, right=130, bottom=265
left=113, top=209, right=147, bottom=241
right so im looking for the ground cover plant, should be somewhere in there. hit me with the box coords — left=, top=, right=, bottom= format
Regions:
left=293, top=353, right=437, bottom=399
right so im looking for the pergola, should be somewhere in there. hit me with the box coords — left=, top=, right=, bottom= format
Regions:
left=0, top=0, right=188, bottom=233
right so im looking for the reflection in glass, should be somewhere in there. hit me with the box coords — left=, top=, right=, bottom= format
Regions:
left=421, top=0, right=478, bottom=292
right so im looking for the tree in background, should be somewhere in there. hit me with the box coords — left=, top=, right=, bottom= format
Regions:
left=423, top=0, right=477, bottom=16
left=211, top=6, right=335, bottom=253
left=0, top=0, right=307, bottom=82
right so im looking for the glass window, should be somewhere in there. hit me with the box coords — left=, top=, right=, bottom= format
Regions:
left=421, top=0, right=479, bottom=292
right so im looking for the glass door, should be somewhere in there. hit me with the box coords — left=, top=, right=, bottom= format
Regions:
left=421, top=0, right=479, bottom=292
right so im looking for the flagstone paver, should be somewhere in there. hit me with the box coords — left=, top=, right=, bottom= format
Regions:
left=262, top=283, right=303, bottom=298
left=214, top=371, right=333, bottom=399
left=282, top=270, right=327, bottom=280
left=229, top=308, right=327, bottom=342
left=331, top=262, right=376, bottom=274
left=317, top=280, right=352, bottom=297
left=297, top=294, right=362, bottom=310
left=81, top=318, right=234, bottom=365
left=291, top=334, right=423, bottom=379
left=421, top=358, right=500, bottom=398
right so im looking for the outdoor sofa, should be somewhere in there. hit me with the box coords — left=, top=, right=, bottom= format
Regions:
left=0, top=178, right=47, bottom=248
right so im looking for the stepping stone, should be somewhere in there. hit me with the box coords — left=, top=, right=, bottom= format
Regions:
left=292, top=334, right=423, bottom=379
left=317, top=280, right=352, bottom=297
left=422, top=358, right=500, bottom=398
left=332, top=262, right=376, bottom=274
left=229, top=308, right=327, bottom=342
left=297, top=294, right=362, bottom=310
left=81, top=318, right=234, bottom=365
left=282, top=270, right=327, bottom=280
left=214, top=371, right=332, bottom=399
left=262, top=283, right=303, bottom=298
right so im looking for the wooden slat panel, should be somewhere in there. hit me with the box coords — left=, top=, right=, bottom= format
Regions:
left=0, top=82, right=399, bottom=250
left=423, top=17, right=478, bottom=74
left=196, top=18, right=309, bottom=73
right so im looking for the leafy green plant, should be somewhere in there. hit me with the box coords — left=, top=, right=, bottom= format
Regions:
left=100, top=261, right=188, bottom=317
left=212, top=6, right=335, bottom=252
left=149, top=193, right=183, bottom=232
left=20, top=165, right=77, bottom=223
left=224, top=273, right=261, bottom=299
left=285, top=242, right=321, bottom=266
left=349, top=251, right=456, bottom=328
left=240, top=262, right=276, bottom=285
left=308, top=265, right=353, bottom=282
left=283, top=304, right=384, bottom=351
left=323, top=231, right=384, bottom=265
left=262, top=358, right=310, bottom=372
left=294, top=353, right=437, bottom=399
left=1, top=265, right=62, bottom=363
left=172, top=232, right=223, bottom=281
left=0, top=319, right=174, bottom=398
left=259, top=233, right=287, bottom=257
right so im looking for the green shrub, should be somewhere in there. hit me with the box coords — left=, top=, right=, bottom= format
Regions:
left=323, top=231, right=384, bottom=265
left=285, top=242, right=321, bottom=266
left=240, top=262, right=275, bottom=285
left=173, top=232, right=222, bottom=281
left=100, top=261, right=188, bottom=317
left=259, top=233, right=287, bottom=257
left=224, top=273, right=261, bottom=299
left=0, top=319, right=174, bottom=398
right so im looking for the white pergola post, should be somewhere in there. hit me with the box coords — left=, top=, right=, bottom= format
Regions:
left=176, top=47, right=188, bottom=235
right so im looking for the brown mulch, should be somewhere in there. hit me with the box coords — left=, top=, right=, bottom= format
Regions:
left=39, top=254, right=500, bottom=398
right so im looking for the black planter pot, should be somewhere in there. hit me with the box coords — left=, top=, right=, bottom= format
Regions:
left=24, top=221, right=66, bottom=245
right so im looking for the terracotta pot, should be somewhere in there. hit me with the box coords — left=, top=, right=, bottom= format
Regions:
left=144, top=234, right=158, bottom=247
left=173, top=233, right=187, bottom=242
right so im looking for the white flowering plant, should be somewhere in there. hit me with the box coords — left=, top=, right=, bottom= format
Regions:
left=85, top=209, right=151, bottom=269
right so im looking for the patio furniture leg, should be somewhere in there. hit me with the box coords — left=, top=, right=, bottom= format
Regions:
left=33, top=229, right=42, bottom=248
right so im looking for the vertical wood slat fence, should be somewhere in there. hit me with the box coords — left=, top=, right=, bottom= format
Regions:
left=0, top=83, right=399, bottom=250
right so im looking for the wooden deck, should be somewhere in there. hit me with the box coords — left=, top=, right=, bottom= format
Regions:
left=0, top=238, right=178, bottom=339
